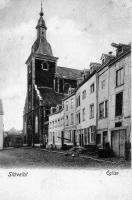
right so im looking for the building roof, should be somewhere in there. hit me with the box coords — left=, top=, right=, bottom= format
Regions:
left=0, top=99, right=4, bottom=115
left=38, top=87, right=66, bottom=107
left=109, top=45, right=131, bottom=66
left=56, top=66, right=82, bottom=80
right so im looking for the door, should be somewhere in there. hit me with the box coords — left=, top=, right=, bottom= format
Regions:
left=111, top=131, right=119, bottom=156
left=73, top=130, right=76, bottom=146
left=79, top=134, right=81, bottom=146
left=111, top=129, right=126, bottom=157
left=53, top=132, right=55, bottom=145
left=103, top=131, right=107, bottom=148
left=119, top=130, right=126, bottom=157
left=61, top=131, right=64, bottom=147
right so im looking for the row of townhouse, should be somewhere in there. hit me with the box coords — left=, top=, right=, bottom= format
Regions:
left=48, top=43, right=131, bottom=158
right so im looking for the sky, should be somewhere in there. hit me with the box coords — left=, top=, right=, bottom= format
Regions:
left=0, top=0, right=131, bottom=131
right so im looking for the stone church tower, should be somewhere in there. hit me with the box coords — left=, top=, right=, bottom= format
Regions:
left=23, top=3, right=82, bottom=147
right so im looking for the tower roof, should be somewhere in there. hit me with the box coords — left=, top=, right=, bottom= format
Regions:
left=36, top=0, right=47, bottom=29
left=36, top=16, right=47, bottom=29
left=29, top=1, right=53, bottom=57
left=31, top=38, right=53, bottom=56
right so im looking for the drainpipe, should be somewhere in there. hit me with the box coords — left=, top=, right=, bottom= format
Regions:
left=96, top=72, right=98, bottom=146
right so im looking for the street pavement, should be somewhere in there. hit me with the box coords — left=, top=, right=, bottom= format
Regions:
left=0, top=148, right=130, bottom=169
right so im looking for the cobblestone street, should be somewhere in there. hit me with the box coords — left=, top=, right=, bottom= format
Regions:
left=0, top=148, right=130, bottom=169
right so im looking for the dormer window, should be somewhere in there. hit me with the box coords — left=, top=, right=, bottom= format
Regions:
left=117, top=47, right=123, bottom=55
left=102, top=58, right=105, bottom=64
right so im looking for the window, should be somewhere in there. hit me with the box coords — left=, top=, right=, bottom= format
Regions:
left=76, top=112, right=81, bottom=124
left=90, top=104, right=94, bottom=119
left=58, top=119, right=60, bottom=127
left=49, top=122, right=51, bottom=129
left=102, top=58, right=105, bottom=64
left=82, top=108, right=85, bottom=121
left=115, top=92, right=123, bottom=116
left=71, top=98, right=74, bottom=109
left=105, top=100, right=108, bottom=118
left=99, top=102, right=104, bottom=119
left=53, top=121, right=54, bottom=129
left=99, top=101, right=108, bottom=119
left=41, top=61, right=49, bottom=71
left=28, top=102, right=31, bottom=110
left=90, top=83, right=94, bottom=93
left=90, top=126, right=95, bottom=143
left=66, top=101, right=68, bottom=111
left=76, top=95, right=80, bottom=107
left=55, top=120, right=57, bottom=128
left=71, top=113, right=74, bottom=125
left=28, top=85, right=31, bottom=92
left=101, top=80, right=105, bottom=89
left=115, top=122, right=122, bottom=127
left=82, top=90, right=86, bottom=100
left=117, top=47, right=123, bottom=55
left=116, top=68, right=124, bottom=87
left=35, top=116, right=38, bottom=134
left=66, top=115, right=69, bottom=126
left=69, top=131, right=72, bottom=141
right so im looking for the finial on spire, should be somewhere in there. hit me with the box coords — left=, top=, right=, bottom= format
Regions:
left=40, top=0, right=44, bottom=16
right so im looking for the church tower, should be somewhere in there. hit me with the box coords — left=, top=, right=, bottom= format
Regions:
left=23, top=2, right=82, bottom=147
left=25, top=2, right=58, bottom=146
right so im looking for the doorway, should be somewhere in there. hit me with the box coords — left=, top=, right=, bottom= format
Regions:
left=111, top=129, right=126, bottom=157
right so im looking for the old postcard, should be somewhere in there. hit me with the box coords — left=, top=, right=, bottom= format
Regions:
left=0, top=0, right=131, bottom=199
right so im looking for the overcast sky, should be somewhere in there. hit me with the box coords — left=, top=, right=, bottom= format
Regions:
left=0, top=0, right=131, bottom=131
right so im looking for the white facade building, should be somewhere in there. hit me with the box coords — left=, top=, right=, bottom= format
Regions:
left=63, top=90, right=76, bottom=147
left=97, top=43, right=131, bottom=158
left=75, top=63, right=100, bottom=147
left=47, top=43, right=131, bottom=159
left=48, top=105, right=64, bottom=149
left=0, top=99, right=4, bottom=150
left=108, top=44, right=131, bottom=158
left=97, top=53, right=114, bottom=148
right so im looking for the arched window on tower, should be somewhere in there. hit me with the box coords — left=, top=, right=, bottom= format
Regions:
left=35, top=115, right=38, bottom=134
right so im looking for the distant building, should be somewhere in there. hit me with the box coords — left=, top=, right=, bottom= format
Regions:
left=63, top=88, right=76, bottom=148
left=23, top=5, right=82, bottom=147
left=48, top=105, right=64, bottom=149
left=0, top=99, right=4, bottom=150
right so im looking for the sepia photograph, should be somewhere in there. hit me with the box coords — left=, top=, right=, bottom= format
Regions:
left=0, top=0, right=131, bottom=199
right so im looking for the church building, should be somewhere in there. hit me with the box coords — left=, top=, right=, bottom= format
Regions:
left=23, top=4, right=82, bottom=147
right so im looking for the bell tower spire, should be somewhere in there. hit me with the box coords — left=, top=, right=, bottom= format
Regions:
left=36, top=0, right=47, bottom=39
left=40, top=0, right=43, bottom=16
